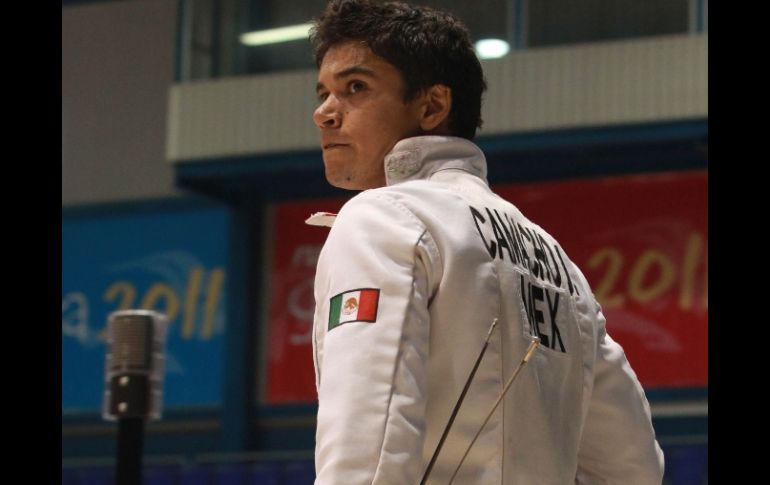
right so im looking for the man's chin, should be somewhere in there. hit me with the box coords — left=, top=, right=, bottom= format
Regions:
left=324, top=167, right=360, bottom=191
left=326, top=179, right=358, bottom=191
left=323, top=155, right=385, bottom=190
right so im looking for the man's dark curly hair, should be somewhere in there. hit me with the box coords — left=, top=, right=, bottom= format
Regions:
left=310, top=0, right=487, bottom=140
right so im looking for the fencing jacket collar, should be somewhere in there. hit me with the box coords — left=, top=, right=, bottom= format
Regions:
left=384, top=136, right=489, bottom=186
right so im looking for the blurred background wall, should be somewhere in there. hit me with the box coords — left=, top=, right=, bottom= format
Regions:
left=62, top=1, right=708, bottom=484
left=62, top=0, right=181, bottom=205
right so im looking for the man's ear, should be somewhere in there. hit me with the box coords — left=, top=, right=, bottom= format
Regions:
left=419, top=84, right=452, bottom=133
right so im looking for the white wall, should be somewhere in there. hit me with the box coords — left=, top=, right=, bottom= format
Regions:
left=62, top=0, right=182, bottom=206
left=167, top=33, right=707, bottom=163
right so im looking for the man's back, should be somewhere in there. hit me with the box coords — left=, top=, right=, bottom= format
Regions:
left=312, top=136, right=664, bottom=484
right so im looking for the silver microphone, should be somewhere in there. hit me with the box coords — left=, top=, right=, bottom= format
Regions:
left=102, top=310, right=168, bottom=421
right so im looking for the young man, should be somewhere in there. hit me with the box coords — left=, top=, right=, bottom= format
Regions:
left=309, top=1, right=664, bottom=483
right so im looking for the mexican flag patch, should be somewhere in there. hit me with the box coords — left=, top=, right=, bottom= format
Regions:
left=329, top=288, right=380, bottom=331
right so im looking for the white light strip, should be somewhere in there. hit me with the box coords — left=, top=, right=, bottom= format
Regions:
left=649, top=400, right=708, bottom=418
left=474, top=38, right=510, bottom=60
left=240, top=22, right=314, bottom=46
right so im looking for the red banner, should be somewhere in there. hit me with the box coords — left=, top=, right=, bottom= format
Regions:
left=264, top=170, right=707, bottom=403
left=495, top=171, right=707, bottom=388
left=264, top=197, right=349, bottom=403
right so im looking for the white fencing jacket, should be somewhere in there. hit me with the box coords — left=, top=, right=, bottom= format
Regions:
left=312, top=136, right=664, bottom=485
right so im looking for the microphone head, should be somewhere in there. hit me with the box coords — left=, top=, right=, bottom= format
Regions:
left=102, top=310, right=168, bottom=421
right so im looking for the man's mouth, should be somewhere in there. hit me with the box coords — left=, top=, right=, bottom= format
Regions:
left=324, top=143, right=349, bottom=149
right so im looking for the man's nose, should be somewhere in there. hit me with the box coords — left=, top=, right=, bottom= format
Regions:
left=313, top=96, right=342, bottom=129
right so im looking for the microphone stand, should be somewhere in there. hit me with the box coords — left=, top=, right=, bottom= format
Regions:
left=116, top=416, right=145, bottom=485
left=103, top=310, right=168, bottom=485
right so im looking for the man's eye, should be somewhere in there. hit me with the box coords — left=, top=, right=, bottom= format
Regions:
left=317, top=92, right=329, bottom=103
left=348, top=81, right=366, bottom=94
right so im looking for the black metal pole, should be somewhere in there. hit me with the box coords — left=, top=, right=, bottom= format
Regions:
left=116, top=417, right=145, bottom=485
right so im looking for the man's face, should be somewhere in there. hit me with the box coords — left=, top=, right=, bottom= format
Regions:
left=314, top=41, right=425, bottom=190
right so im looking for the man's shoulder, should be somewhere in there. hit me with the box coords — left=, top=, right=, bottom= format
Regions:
left=339, top=181, right=441, bottom=212
left=362, top=179, right=444, bottom=196
left=333, top=185, right=432, bottom=230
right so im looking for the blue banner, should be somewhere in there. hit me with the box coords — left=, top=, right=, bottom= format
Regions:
left=62, top=205, right=229, bottom=412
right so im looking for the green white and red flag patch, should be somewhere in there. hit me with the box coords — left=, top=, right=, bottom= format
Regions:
left=329, top=288, right=380, bottom=331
